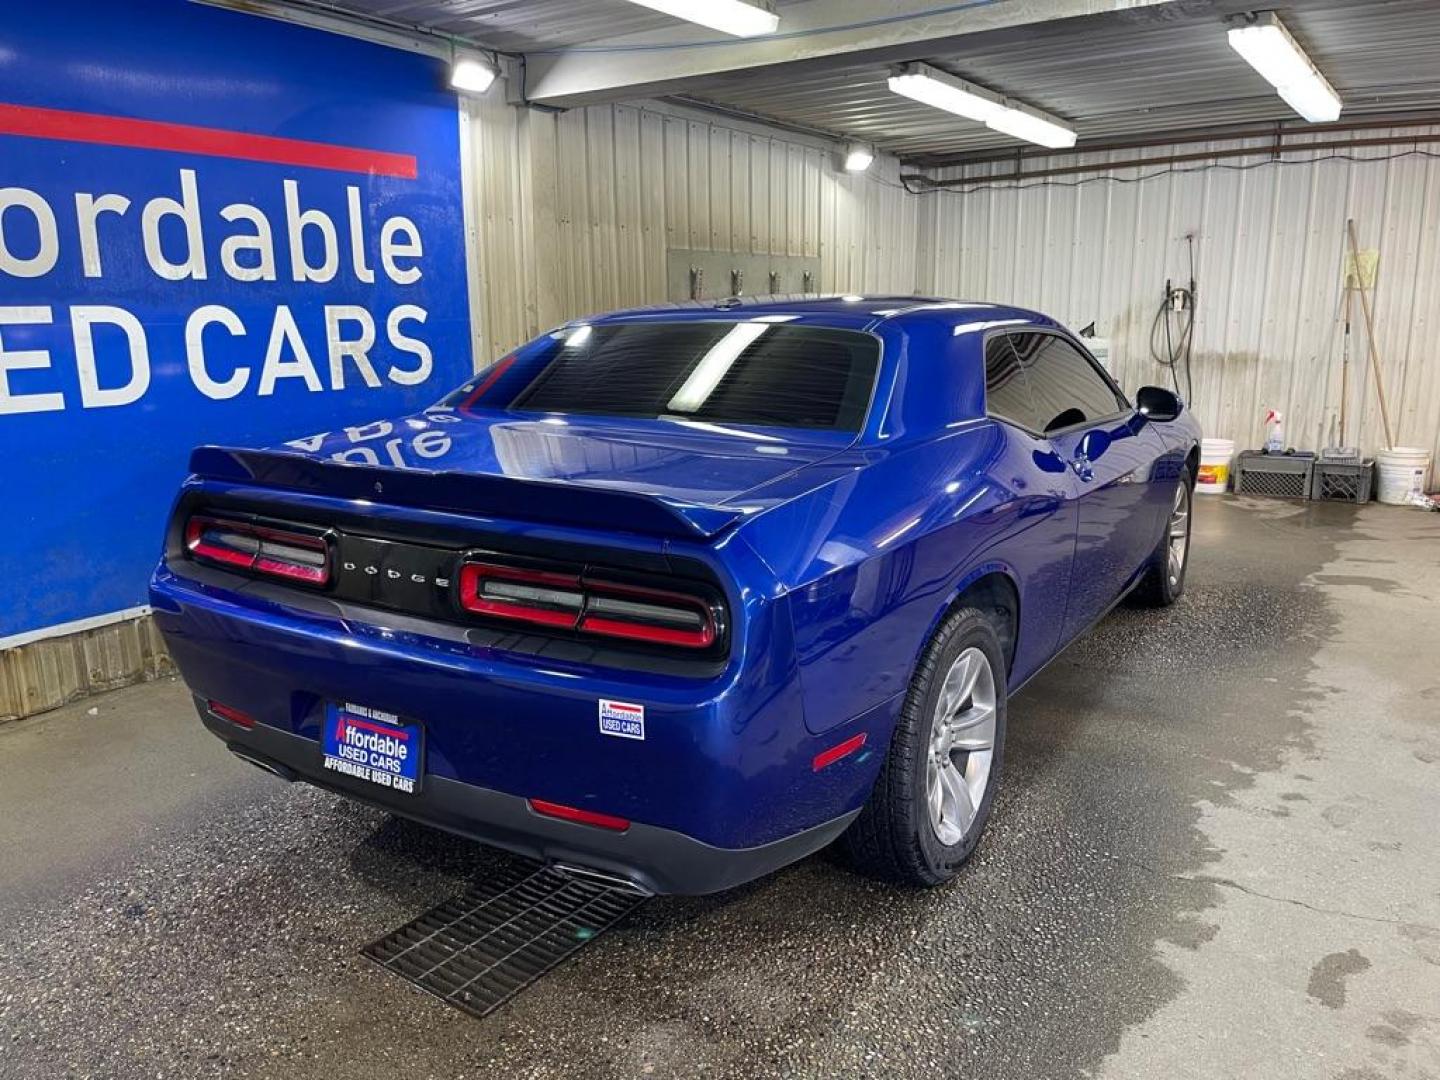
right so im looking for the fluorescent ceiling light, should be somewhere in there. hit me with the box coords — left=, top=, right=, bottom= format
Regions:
left=984, top=104, right=1077, bottom=149
left=622, top=0, right=779, bottom=37
left=449, top=56, right=497, bottom=94
left=668, top=323, right=770, bottom=413
left=887, top=62, right=1076, bottom=149
left=843, top=143, right=875, bottom=172
left=1227, top=12, right=1342, bottom=123
left=887, top=64, right=1006, bottom=123
left=1275, top=79, right=1342, bottom=124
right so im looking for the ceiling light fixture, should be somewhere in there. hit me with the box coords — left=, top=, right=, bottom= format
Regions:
left=449, top=55, right=498, bottom=94
left=843, top=143, right=875, bottom=172
left=886, top=62, right=1076, bottom=150
left=887, top=64, right=1006, bottom=123
left=1227, top=12, right=1342, bottom=123
left=984, top=102, right=1078, bottom=149
left=622, top=0, right=779, bottom=38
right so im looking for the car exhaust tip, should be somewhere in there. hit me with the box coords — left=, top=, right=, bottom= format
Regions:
left=228, top=745, right=297, bottom=782
left=552, top=862, right=654, bottom=898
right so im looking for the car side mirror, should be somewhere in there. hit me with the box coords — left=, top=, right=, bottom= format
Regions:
left=1136, top=385, right=1183, bottom=422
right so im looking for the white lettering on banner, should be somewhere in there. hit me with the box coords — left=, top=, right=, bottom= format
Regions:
left=0, top=171, right=423, bottom=287
left=0, top=306, right=63, bottom=415
left=141, top=168, right=207, bottom=281
left=324, top=305, right=381, bottom=389
left=0, top=168, right=441, bottom=411
left=259, top=305, right=323, bottom=395
left=218, top=203, right=277, bottom=283
left=284, top=179, right=338, bottom=284
left=75, top=193, right=130, bottom=279
left=0, top=189, right=60, bottom=278
left=72, top=306, right=151, bottom=408
left=186, top=305, right=249, bottom=400
left=380, top=216, right=423, bottom=285
left=346, top=186, right=375, bottom=285
left=386, top=305, right=431, bottom=386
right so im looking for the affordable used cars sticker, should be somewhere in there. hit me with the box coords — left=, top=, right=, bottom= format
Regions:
left=598, top=699, right=645, bottom=741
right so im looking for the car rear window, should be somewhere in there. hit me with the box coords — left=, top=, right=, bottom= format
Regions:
left=508, top=321, right=880, bottom=432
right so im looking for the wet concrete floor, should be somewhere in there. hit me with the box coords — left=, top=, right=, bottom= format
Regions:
left=1, top=496, right=1437, bottom=1079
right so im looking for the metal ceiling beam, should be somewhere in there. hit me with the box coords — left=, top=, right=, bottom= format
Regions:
left=908, top=127, right=1440, bottom=187
left=904, top=110, right=1440, bottom=168
left=518, top=0, right=1183, bottom=109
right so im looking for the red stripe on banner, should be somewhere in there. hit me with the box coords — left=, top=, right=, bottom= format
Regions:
left=0, top=102, right=417, bottom=179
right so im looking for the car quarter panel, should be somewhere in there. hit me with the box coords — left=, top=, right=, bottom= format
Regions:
left=736, top=420, right=1077, bottom=737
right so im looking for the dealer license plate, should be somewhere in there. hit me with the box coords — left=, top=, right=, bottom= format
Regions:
left=321, top=702, right=422, bottom=794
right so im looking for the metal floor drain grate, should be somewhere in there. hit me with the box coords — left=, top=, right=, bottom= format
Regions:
left=363, top=861, right=648, bottom=1019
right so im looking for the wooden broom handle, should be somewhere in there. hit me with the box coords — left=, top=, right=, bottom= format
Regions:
left=1346, top=218, right=1396, bottom=450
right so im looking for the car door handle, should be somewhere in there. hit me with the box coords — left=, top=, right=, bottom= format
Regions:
left=1070, top=454, right=1095, bottom=482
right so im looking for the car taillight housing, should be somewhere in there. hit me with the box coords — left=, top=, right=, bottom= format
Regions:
left=184, top=515, right=331, bottom=587
left=457, top=559, right=722, bottom=650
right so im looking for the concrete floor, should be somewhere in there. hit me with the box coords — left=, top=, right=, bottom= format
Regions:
left=1, top=496, right=1437, bottom=1080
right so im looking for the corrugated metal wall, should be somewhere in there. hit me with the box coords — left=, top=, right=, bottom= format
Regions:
left=0, top=617, right=172, bottom=722
left=921, top=129, right=1440, bottom=461
left=463, top=96, right=921, bottom=361
left=466, top=102, right=1439, bottom=462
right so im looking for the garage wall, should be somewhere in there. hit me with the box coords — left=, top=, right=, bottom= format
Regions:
left=464, top=95, right=922, bottom=360
left=920, top=129, right=1440, bottom=460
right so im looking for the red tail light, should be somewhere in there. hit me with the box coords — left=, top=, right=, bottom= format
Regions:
left=207, top=699, right=255, bottom=729
left=458, top=559, right=720, bottom=650
left=527, top=798, right=630, bottom=832
left=185, top=515, right=330, bottom=586
left=458, top=562, right=586, bottom=628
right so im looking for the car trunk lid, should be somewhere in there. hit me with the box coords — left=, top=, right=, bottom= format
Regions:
left=188, top=410, right=860, bottom=541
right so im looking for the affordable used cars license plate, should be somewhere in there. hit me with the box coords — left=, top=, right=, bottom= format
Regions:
left=321, top=702, right=422, bottom=794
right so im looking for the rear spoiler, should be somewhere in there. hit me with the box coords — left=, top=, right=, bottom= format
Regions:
left=187, top=446, right=747, bottom=541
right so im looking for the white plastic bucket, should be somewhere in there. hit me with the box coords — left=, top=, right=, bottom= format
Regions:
left=1375, top=446, right=1432, bottom=504
left=1196, top=437, right=1235, bottom=494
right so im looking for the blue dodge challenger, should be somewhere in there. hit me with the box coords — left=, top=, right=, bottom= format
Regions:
left=152, top=296, right=1200, bottom=895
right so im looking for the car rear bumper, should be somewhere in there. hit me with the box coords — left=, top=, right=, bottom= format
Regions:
left=199, top=699, right=858, bottom=895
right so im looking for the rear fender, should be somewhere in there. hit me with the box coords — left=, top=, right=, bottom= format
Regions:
left=917, top=562, right=1023, bottom=678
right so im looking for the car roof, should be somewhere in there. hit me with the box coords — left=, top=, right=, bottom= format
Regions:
left=579, top=295, right=1060, bottom=334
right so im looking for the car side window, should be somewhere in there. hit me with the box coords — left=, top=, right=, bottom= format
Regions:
left=983, top=335, right=1044, bottom=432
left=1008, top=333, right=1127, bottom=434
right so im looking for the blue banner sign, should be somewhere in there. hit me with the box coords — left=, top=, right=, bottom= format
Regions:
left=0, top=0, right=473, bottom=639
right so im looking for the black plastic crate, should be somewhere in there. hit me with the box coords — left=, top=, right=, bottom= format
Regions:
left=1311, top=459, right=1373, bottom=503
left=1234, top=451, right=1315, bottom=499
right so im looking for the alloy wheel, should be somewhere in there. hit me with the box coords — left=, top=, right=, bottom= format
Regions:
left=926, top=647, right=997, bottom=846
left=1167, top=481, right=1191, bottom=589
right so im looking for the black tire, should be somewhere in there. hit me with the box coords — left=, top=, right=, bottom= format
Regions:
left=838, top=606, right=1008, bottom=886
left=1130, top=464, right=1194, bottom=608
